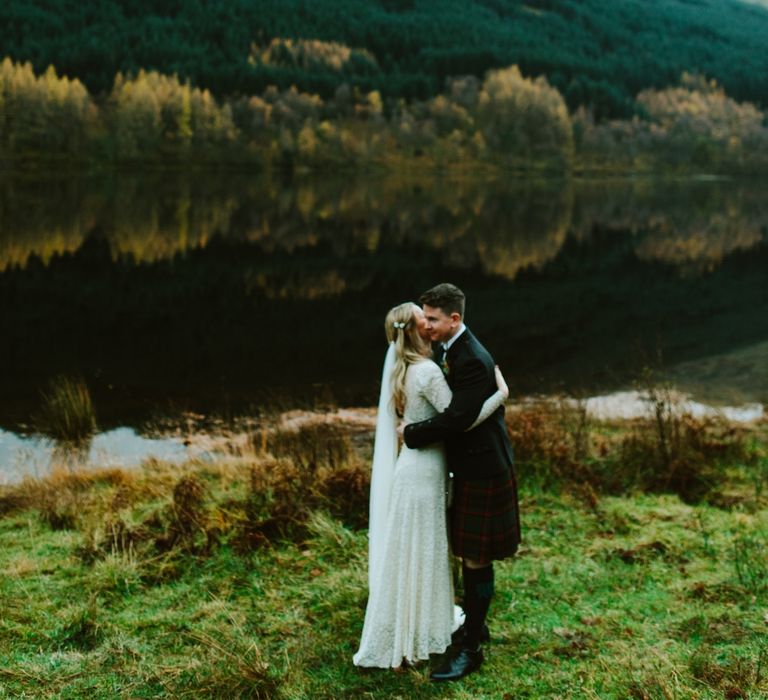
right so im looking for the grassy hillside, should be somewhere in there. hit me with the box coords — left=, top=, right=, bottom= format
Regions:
left=2, top=0, right=768, bottom=117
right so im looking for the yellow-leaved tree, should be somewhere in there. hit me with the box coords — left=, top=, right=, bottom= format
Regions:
left=476, top=66, right=573, bottom=168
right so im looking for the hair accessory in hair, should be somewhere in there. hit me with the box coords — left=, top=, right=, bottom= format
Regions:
left=393, top=321, right=406, bottom=329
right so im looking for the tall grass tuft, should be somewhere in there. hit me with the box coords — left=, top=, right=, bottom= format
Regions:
left=268, top=422, right=352, bottom=471
left=689, top=646, right=758, bottom=699
left=238, top=421, right=371, bottom=548
left=52, top=596, right=102, bottom=651
left=37, top=473, right=81, bottom=530
left=153, top=473, right=215, bottom=554
left=34, top=375, right=97, bottom=453
left=181, top=630, right=281, bottom=699
left=21, top=467, right=127, bottom=531
left=732, top=531, right=768, bottom=594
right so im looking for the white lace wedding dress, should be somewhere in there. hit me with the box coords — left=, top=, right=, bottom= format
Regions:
left=353, top=359, right=504, bottom=668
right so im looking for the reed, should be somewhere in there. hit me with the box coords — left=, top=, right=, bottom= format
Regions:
left=34, top=375, right=97, bottom=449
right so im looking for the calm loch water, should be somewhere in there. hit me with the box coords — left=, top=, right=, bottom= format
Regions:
left=1, top=172, right=766, bottom=432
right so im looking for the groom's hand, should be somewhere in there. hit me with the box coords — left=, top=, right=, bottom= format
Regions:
left=397, top=421, right=409, bottom=439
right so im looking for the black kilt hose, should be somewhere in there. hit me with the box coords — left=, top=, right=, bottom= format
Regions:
left=403, top=328, right=522, bottom=564
left=450, top=469, right=521, bottom=563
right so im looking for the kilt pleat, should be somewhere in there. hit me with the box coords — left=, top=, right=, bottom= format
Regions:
left=450, top=470, right=521, bottom=563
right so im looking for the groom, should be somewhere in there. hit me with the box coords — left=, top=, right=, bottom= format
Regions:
left=403, top=282, right=521, bottom=682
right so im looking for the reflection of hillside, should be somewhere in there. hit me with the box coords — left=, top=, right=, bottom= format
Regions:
left=635, top=225, right=764, bottom=270
left=105, top=181, right=241, bottom=263
left=2, top=175, right=768, bottom=289
left=0, top=178, right=94, bottom=270
left=0, top=226, right=84, bottom=271
left=1, top=174, right=577, bottom=290
left=571, top=179, right=768, bottom=271
left=0, top=176, right=244, bottom=269
left=459, top=185, right=573, bottom=279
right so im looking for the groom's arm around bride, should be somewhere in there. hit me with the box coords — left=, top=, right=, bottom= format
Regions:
left=403, top=293, right=513, bottom=483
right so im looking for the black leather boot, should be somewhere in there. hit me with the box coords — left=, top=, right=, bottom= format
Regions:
left=430, top=646, right=484, bottom=681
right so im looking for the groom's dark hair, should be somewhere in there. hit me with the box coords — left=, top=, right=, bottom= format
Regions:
left=420, top=283, right=466, bottom=318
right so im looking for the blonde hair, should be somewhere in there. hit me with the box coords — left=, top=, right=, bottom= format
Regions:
left=385, top=302, right=429, bottom=416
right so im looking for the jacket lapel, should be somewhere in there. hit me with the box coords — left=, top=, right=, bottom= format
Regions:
left=447, top=328, right=472, bottom=360
left=444, top=329, right=472, bottom=387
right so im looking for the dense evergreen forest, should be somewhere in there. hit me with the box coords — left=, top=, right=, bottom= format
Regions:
left=2, top=0, right=768, bottom=119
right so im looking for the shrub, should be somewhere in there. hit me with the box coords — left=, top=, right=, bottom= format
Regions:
left=505, top=390, right=750, bottom=503
left=617, top=386, right=749, bottom=502
left=239, top=421, right=371, bottom=547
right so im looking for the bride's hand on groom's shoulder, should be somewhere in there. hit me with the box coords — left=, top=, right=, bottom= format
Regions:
left=494, top=365, right=509, bottom=399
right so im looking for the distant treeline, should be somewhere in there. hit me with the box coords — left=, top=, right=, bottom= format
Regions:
left=2, top=0, right=768, bottom=120
left=2, top=56, right=768, bottom=173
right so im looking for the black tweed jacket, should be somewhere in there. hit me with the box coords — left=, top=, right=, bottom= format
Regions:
left=403, top=328, right=514, bottom=480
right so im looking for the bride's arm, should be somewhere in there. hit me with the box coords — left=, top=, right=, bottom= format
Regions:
left=467, top=366, right=508, bottom=430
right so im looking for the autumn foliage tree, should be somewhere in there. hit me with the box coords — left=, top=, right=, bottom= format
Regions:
left=574, top=73, right=768, bottom=173
left=108, top=70, right=238, bottom=162
left=0, top=58, right=94, bottom=161
left=636, top=73, right=767, bottom=168
left=476, top=66, right=573, bottom=167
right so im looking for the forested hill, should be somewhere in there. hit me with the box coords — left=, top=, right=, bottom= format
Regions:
left=2, top=0, right=768, bottom=118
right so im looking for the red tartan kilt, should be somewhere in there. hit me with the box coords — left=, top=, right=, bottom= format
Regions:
left=450, top=470, right=521, bottom=564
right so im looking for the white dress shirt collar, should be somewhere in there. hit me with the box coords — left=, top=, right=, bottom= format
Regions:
left=443, top=323, right=466, bottom=352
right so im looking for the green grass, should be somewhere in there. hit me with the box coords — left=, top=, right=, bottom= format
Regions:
left=1, top=444, right=768, bottom=698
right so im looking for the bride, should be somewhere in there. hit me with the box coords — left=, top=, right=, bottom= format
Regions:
left=353, top=301, right=508, bottom=669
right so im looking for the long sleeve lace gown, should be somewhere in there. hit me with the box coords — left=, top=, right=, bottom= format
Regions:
left=353, top=359, right=504, bottom=668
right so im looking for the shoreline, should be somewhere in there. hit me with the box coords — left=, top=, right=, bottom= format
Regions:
left=268, top=389, right=765, bottom=434
left=1, top=390, right=763, bottom=486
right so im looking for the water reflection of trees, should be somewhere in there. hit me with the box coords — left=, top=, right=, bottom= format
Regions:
left=0, top=175, right=242, bottom=270
left=571, top=179, right=768, bottom=273
left=1, top=175, right=768, bottom=286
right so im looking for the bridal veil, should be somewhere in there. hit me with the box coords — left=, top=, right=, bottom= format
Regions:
left=367, top=342, right=397, bottom=593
